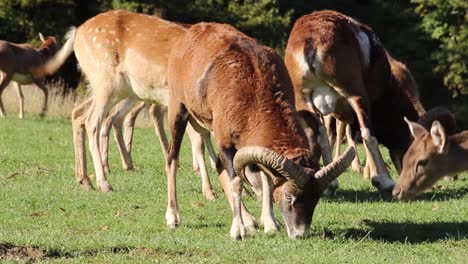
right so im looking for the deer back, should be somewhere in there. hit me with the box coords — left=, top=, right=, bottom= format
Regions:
left=74, top=10, right=187, bottom=103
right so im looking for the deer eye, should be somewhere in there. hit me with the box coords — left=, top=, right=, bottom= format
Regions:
left=417, top=159, right=428, bottom=167
left=415, top=159, right=428, bottom=173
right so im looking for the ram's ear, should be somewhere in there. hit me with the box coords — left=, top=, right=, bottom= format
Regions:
left=430, top=121, right=448, bottom=154
left=404, top=117, right=427, bottom=139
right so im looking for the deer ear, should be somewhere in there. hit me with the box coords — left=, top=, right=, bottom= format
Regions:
left=38, top=32, right=45, bottom=42
left=430, top=121, right=447, bottom=153
left=404, top=117, right=427, bottom=139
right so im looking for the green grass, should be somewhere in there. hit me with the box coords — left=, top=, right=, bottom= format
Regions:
left=0, top=116, right=467, bottom=263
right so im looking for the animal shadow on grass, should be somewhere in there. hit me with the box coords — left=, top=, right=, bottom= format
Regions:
left=343, top=220, right=468, bottom=243
left=328, top=186, right=468, bottom=203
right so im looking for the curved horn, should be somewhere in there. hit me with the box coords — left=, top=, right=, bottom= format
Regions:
left=314, top=146, right=356, bottom=191
left=38, top=32, right=45, bottom=42
left=418, top=107, right=456, bottom=135
left=233, top=147, right=309, bottom=187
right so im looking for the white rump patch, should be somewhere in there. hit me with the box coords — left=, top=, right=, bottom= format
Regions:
left=312, top=86, right=338, bottom=115
left=356, top=31, right=370, bottom=67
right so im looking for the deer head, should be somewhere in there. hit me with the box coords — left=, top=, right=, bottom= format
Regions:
left=393, top=118, right=449, bottom=200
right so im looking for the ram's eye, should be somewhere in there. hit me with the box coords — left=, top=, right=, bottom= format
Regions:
left=285, top=193, right=294, bottom=205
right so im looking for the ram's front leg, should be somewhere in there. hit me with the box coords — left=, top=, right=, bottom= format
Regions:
left=217, top=146, right=248, bottom=240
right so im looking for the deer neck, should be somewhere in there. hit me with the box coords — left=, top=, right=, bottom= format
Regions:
left=445, top=140, right=468, bottom=174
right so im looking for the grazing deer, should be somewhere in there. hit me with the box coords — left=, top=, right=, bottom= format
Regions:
left=393, top=119, right=468, bottom=200
left=0, top=31, right=75, bottom=118
left=71, top=10, right=219, bottom=201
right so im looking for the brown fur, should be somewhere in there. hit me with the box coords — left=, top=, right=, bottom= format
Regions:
left=0, top=33, right=74, bottom=118
left=285, top=10, right=425, bottom=191
left=394, top=121, right=468, bottom=200
left=166, top=22, right=330, bottom=239
left=72, top=10, right=219, bottom=200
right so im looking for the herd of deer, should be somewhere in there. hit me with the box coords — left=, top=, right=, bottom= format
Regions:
left=1, top=9, right=466, bottom=239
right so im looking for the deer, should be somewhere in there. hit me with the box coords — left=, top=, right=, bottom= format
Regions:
left=284, top=10, right=450, bottom=193
left=165, top=22, right=355, bottom=239
left=71, top=10, right=218, bottom=200
left=0, top=31, right=75, bottom=118
left=392, top=118, right=467, bottom=200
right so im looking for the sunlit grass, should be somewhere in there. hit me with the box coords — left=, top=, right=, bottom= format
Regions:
left=0, top=113, right=467, bottom=263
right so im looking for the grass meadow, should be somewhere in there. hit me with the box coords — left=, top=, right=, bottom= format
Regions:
left=0, top=86, right=467, bottom=263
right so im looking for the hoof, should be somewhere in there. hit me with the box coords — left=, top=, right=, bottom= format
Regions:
left=123, top=164, right=135, bottom=172
left=230, top=219, right=247, bottom=240
left=352, top=163, right=363, bottom=174
left=166, top=209, right=181, bottom=228
left=204, top=190, right=217, bottom=201
left=97, top=181, right=113, bottom=192
left=79, top=181, right=94, bottom=191
left=261, top=217, right=280, bottom=234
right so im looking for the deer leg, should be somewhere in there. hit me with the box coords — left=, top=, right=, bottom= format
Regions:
left=33, top=80, right=48, bottom=118
left=346, top=124, right=363, bottom=173
left=100, top=101, right=121, bottom=174
left=0, top=73, right=12, bottom=118
left=186, top=124, right=217, bottom=201
left=12, top=82, right=25, bottom=119
left=334, top=119, right=345, bottom=160
left=348, top=96, right=394, bottom=192
left=84, top=88, right=116, bottom=192
left=323, top=115, right=336, bottom=151
left=202, top=132, right=218, bottom=170
left=123, top=101, right=145, bottom=153
left=72, top=97, right=93, bottom=190
left=149, top=104, right=169, bottom=159
left=165, top=101, right=189, bottom=228
left=109, top=99, right=137, bottom=172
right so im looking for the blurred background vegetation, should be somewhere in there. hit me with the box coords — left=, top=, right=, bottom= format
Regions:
left=0, top=0, right=466, bottom=128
